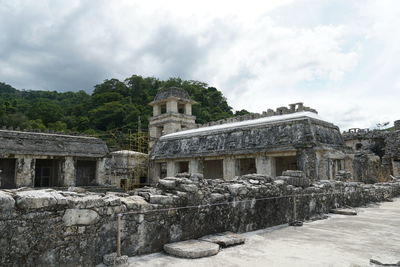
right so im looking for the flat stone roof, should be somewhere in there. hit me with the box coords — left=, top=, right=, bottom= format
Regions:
left=0, top=130, right=108, bottom=157
left=151, top=112, right=344, bottom=160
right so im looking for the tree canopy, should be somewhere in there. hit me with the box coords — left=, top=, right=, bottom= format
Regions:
left=0, top=76, right=249, bottom=151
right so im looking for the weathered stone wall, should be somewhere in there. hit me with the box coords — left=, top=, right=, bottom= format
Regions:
left=1, top=175, right=399, bottom=266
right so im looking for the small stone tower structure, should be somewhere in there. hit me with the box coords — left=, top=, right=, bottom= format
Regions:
left=148, top=87, right=196, bottom=149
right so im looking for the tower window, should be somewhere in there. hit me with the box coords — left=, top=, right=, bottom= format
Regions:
left=178, top=103, right=185, bottom=114
left=161, top=104, right=167, bottom=114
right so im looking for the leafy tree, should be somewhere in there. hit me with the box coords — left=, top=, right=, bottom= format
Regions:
left=0, top=76, right=246, bottom=151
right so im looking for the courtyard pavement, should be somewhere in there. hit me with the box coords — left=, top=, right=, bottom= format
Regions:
left=127, top=198, right=400, bottom=267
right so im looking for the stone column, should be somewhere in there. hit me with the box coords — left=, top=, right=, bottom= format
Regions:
left=297, top=148, right=317, bottom=180
left=151, top=162, right=161, bottom=183
left=96, top=158, right=107, bottom=185
left=15, top=157, right=35, bottom=187
left=185, top=103, right=192, bottom=115
left=189, top=159, right=202, bottom=174
left=223, top=157, right=237, bottom=180
left=256, top=155, right=268, bottom=175
left=166, top=100, right=178, bottom=113
left=153, top=105, right=161, bottom=116
left=167, top=160, right=176, bottom=177
left=63, top=157, right=76, bottom=187
left=395, top=120, right=400, bottom=131
left=392, top=159, right=400, bottom=177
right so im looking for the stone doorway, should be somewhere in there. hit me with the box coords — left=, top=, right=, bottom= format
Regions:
left=76, top=160, right=97, bottom=186
left=203, top=159, right=223, bottom=179
left=0, top=159, right=16, bottom=189
left=35, top=159, right=61, bottom=187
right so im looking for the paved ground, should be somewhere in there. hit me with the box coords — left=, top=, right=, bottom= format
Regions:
left=127, top=198, right=400, bottom=267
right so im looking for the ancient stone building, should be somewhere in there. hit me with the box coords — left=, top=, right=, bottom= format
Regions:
left=148, top=89, right=348, bottom=182
left=343, top=121, right=400, bottom=182
left=105, top=150, right=148, bottom=189
left=0, top=129, right=109, bottom=189
left=148, top=87, right=197, bottom=149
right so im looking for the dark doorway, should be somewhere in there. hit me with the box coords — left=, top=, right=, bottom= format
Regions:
left=275, top=156, right=298, bottom=176
left=203, top=159, right=223, bottom=179
left=160, top=162, right=167, bottom=179
left=238, top=158, right=257, bottom=175
left=177, top=161, right=189, bottom=173
left=76, top=160, right=97, bottom=186
left=35, top=159, right=61, bottom=187
left=0, top=159, right=16, bottom=189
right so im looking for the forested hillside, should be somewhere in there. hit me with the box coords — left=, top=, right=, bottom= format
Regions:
left=0, top=75, right=248, bottom=151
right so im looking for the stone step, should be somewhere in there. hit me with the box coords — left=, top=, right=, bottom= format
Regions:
left=199, top=231, right=246, bottom=248
left=329, top=209, right=357, bottom=216
left=163, top=240, right=220, bottom=259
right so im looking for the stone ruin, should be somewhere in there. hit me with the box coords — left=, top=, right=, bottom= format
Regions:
left=1, top=172, right=399, bottom=266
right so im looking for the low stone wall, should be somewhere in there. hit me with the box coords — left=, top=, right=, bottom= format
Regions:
left=1, top=174, right=400, bottom=266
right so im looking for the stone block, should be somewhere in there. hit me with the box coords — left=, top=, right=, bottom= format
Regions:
left=199, top=232, right=245, bottom=248
left=282, top=170, right=304, bottom=178
left=164, top=240, right=220, bottom=258
left=179, top=184, right=198, bottom=192
left=68, top=195, right=105, bottom=208
left=158, top=179, right=177, bottom=189
left=227, top=184, right=248, bottom=195
left=63, top=209, right=100, bottom=226
left=148, top=194, right=174, bottom=205
left=103, top=252, right=128, bottom=267
left=103, top=195, right=121, bottom=206
left=15, top=190, right=67, bottom=209
left=278, top=176, right=310, bottom=187
left=0, top=191, right=15, bottom=210
left=120, top=196, right=151, bottom=210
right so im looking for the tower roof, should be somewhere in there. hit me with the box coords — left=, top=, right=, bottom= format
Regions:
left=150, top=87, right=195, bottom=105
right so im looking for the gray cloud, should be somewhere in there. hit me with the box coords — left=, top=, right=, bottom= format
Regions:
left=0, top=0, right=399, bottom=130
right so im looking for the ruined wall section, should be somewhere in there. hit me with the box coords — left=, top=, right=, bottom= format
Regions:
left=1, top=175, right=400, bottom=266
left=196, top=103, right=318, bottom=128
left=343, top=128, right=399, bottom=181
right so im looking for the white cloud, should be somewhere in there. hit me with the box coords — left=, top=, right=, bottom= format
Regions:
left=0, top=0, right=399, bottom=130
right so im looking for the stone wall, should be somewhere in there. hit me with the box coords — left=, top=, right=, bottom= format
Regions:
left=1, top=174, right=399, bottom=266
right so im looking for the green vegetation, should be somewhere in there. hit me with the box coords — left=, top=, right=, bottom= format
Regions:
left=0, top=75, right=249, bottom=151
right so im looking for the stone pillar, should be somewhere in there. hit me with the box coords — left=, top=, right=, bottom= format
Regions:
left=297, top=148, right=317, bottom=180
left=256, top=155, right=268, bottom=175
left=96, top=158, right=107, bottom=185
left=185, top=103, right=192, bottom=115
left=148, top=161, right=160, bottom=184
left=166, top=100, right=178, bottom=113
left=392, top=159, right=400, bottom=177
left=153, top=105, right=161, bottom=116
left=63, top=157, right=76, bottom=187
left=223, top=157, right=236, bottom=180
left=189, top=159, right=202, bottom=174
left=256, top=155, right=276, bottom=176
left=395, top=120, right=400, bottom=131
left=167, top=160, right=176, bottom=177
left=15, top=157, right=35, bottom=187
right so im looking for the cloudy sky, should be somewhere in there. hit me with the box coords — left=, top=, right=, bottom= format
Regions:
left=1, top=0, right=399, bottom=130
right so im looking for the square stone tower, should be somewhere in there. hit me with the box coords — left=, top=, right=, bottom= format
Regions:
left=148, top=87, right=197, bottom=149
